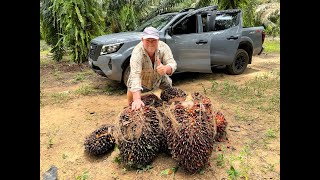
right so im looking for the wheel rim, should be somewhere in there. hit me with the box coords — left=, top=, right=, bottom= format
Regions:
left=234, top=52, right=247, bottom=71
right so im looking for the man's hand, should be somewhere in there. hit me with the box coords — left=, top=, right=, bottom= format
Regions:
left=156, top=58, right=169, bottom=76
left=131, top=99, right=145, bottom=110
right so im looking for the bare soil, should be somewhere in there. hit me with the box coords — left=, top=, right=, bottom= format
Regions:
left=40, top=52, right=280, bottom=180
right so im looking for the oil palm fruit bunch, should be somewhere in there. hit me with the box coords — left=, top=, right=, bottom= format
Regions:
left=160, top=87, right=187, bottom=104
left=214, top=111, right=228, bottom=142
left=141, top=94, right=169, bottom=153
left=161, top=99, right=216, bottom=173
left=156, top=105, right=172, bottom=154
left=191, top=92, right=216, bottom=133
left=140, top=93, right=163, bottom=108
left=117, top=105, right=162, bottom=169
left=84, top=124, right=116, bottom=155
left=191, top=92, right=214, bottom=119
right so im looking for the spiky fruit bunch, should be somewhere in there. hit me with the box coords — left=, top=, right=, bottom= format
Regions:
left=117, top=105, right=162, bottom=169
left=141, top=93, right=163, bottom=108
left=161, top=100, right=216, bottom=173
left=191, top=92, right=215, bottom=122
left=214, top=111, right=228, bottom=142
left=156, top=108, right=171, bottom=154
left=160, top=87, right=187, bottom=104
left=84, top=124, right=116, bottom=155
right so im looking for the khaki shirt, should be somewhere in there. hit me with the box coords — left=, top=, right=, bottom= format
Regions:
left=127, top=41, right=177, bottom=92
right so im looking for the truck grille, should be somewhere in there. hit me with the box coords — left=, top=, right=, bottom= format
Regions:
left=88, top=43, right=101, bottom=61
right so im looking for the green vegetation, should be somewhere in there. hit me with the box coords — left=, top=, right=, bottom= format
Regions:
left=210, top=70, right=280, bottom=113
left=160, top=167, right=178, bottom=177
left=74, top=85, right=95, bottom=96
left=103, top=85, right=126, bottom=95
left=215, top=153, right=226, bottom=167
left=76, top=170, right=89, bottom=180
left=40, top=0, right=279, bottom=63
left=73, top=72, right=90, bottom=82
left=47, top=138, right=54, bottom=149
left=263, top=38, right=280, bottom=54
left=265, top=129, right=277, bottom=138
left=51, top=91, right=70, bottom=103
left=227, top=166, right=240, bottom=180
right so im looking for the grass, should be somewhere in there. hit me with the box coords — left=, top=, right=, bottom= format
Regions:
left=265, top=129, right=277, bottom=138
left=208, top=57, right=279, bottom=178
left=73, top=71, right=95, bottom=82
left=74, top=85, right=95, bottom=95
left=76, top=170, right=89, bottom=180
left=263, top=38, right=280, bottom=54
left=40, top=40, right=51, bottom=51
left=51, top=91, right=71, bottom=103
left=210, top=70, right=280, bottom=113
left=215, top=153, right=226, bottom=167
left=103, top=85, right=126, bottom=95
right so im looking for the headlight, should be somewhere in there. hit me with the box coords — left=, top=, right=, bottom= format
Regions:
left=100, top=43, right=123, bottom=55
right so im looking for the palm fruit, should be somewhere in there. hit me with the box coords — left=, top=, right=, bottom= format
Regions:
left=155, top=105, right=171, bottom=154
left=214, top=111, right=228, bottom=142
left=140, top=93, right=163, bottom=108
left=84, top=124, right=116, bottom=156
left=117, top=105, right=162, bottom=169
left=140, top=93, right=168, bottom=153
left=160, top=87, right=187, bottom=104
left=191, top=92, right=217, bottom=134
left=191, top=92, right=214, bottom=122
left=160, top=99, right=216, bottom=173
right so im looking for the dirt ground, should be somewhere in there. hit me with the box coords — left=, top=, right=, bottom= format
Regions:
left=40, top=52, right=280, bottom=180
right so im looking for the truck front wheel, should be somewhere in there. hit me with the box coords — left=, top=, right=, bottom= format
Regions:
left=226, top=49, right=249, bottom=75
left=122, top=65, right=130, bottom=88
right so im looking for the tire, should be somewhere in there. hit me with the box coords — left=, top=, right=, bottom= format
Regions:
left=226, top=49, right=249, bottom=75
left=122, top=65, right=130, bottom=87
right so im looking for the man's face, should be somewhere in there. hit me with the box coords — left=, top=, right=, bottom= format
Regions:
left=142, top=38, right=159, bottom=55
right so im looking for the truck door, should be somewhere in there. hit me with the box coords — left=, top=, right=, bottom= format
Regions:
left=165, top=6, right=217, bottom=73
left=209, top=10, right=242, bottom=65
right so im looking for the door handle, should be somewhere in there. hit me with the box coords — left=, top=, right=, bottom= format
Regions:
left=227, top=36, right=239, bottom=40
left=196, top=40, right=208, bottom=44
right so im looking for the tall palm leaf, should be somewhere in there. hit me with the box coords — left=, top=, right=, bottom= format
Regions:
left=217, top=0, right=247, bottom=9
left=241, top=0, right=258, bottom=27
left=50, top=0, right=104, bottom=63
left=40, top=0, right=64, bottom=61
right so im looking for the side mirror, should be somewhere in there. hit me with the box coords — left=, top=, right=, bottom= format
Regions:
left=167, top=26, right=173, bottom=36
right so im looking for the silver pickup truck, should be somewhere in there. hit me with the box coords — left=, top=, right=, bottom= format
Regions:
left=88, top=6, right=265, bottom=87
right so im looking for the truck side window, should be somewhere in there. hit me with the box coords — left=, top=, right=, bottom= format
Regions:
left=201, top=14, right=209, bottom=32
left=214, top=13, right=238, bottom=31
left=173, top=15, right=197, bottom=35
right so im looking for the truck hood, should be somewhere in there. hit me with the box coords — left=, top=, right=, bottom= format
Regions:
left=91, top=31, right=143, bottom=45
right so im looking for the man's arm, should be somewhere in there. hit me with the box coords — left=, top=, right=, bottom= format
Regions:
left=127, top=43, right=145, bottom=110
left=161, top=42, right=177, bottom=75
left=128, top=44, right=144, bottom=92
left=157, top=58, right=173, bottom=76
left=131, top=90, right=144, bottom=110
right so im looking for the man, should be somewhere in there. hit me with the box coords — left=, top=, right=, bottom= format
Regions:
left=127, top=26, right=177, bottom=110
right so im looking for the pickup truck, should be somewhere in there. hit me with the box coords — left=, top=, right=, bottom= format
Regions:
left=88, top=5, right=265, bottom=87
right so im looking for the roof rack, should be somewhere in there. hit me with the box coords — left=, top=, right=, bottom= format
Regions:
left=159, top=11, right=177, bottom=15
left=179, top=8, right=196, bottom=13
left=217, top=9, right=241, bottom=14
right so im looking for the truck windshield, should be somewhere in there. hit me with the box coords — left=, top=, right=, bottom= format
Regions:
left=135, top=14, right=176, bottom=32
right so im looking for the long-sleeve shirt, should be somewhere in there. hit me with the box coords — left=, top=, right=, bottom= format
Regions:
left=127, top=40, right=177, bottom=92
